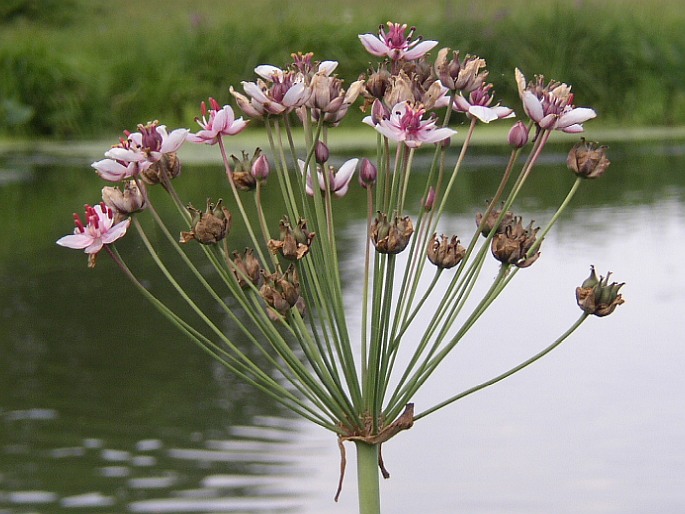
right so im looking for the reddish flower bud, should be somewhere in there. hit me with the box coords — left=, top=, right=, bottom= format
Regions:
left=359, top=158, right=377, bottom=189
left=315, top=140, right=330, bottom=164
left=508, top=121, right=530, bottom=149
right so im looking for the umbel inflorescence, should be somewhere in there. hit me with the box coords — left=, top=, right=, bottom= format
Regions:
left=57, top=21, right=623, bottom=509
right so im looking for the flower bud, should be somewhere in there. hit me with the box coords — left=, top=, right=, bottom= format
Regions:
left=575, top=266, right=625, bottom=317
left=179, top=198, right=232, bottom=245
left=567, top=138, right=611, bottom=179
left=315, top=140, right=330, bottom=165
left=359, top=158, right=377, bottom=189
left=423, top=186, right=436, bottom=211
left=251, top=153, right=270, bottom=181
left=427, top=233, right=465, bottom=269
left=508, top=121, right=530, bottom=149
left=370, top=212, right=414, bottom=254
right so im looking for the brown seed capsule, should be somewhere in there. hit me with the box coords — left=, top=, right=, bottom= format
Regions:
left=267, top=217, right=315, bottom=260
left=179, top=199, right=232, bottom=245
left=490, top=215, right=540, bottom=268
left=370, top=212, right=414, bottom=255
left=476, top=205, right=514, bottom=238
left=260, top=265, right=301, bottom=316
left=141, top=152, right=182, bottom=185
left=427, top=233, right=466, bottom=269
left=575, top=266, right=625, bottom=317
left=567, top=138, right=611, bottom=179
left=101, top=180, right=147, bottom=223
left=232, top=248, right=261, bottom=289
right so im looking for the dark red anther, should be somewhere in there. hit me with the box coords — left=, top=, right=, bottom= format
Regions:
left=209, top=97, right=221, bottom=111
left=72, top=213, right=85, bottom=233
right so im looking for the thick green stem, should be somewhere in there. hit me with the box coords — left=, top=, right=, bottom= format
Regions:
left=356, top=442, right=381, bottom=514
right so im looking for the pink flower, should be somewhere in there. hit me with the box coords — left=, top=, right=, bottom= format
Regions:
left=57, top=203, right=130, bottom=261
left=359, top=22, right=438, bottom=61
left=105, top=122, right=188, bottom=164
left=91, top=157, right=142, bottom=182
left=231, top=65, right=310, bottom=118
left=187, top=98, right=248, bottom=145
left=515, top=68, right=596, bottom=133
left=452, top=83, right=515, bottom=123
left=299, top=158, right=358, bottom=197
left=364, top=101, right=457, bottom=148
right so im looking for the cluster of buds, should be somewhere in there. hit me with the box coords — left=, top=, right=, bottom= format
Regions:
left=490, top=215, right=540, bottom=268
left=260, top=265, right=304, bottom=318
left=267, top=217, right=316, bottom=260
left=370, top=212, right=414, bottom=254
left=228, top=148, right=270, bottom=191
left=567, top=138, right=611, bottom=179
left=427, top=234, right=466, bottom=269
left=179, top=199, right=232, bottom=245
left=576, top=266, right=625, bottom=317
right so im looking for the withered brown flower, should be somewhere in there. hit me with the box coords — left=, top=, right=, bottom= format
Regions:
left=575, top=266, right=625, bottom=317
left=370, top=212, right=414, bottom=254
left=267, top=217, right=315, bottom=260
left=490, top=216, right=540, bottom=268
left=567, top=138, right=611, bottom=179
left=179, top=199, right=232, bottom=245
left=427, top=233, right=466, bottom=269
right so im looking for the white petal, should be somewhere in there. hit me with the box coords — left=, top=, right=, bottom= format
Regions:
left=255, top=65, right=282, bottom=81
left=102, top=218, right=131, bottom=244
left=56, top=233, right=93, bottom=250
left=318, top=61, right=338, bottom=76
left=358, top=34, right=389, bottom=57
left=522, top=91, right=544, bottom=122
left=469, top=105, right=499, bottom=123
left=403, top=40, right=438, bottom=60
left=333, top=158, right=358, bottom=193
left=558, top=107, right=597, bottom=128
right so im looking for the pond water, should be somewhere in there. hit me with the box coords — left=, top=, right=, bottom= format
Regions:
left=1, top=139, right=684, bottom=513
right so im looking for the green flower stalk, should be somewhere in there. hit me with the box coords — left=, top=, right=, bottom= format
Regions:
left=56, top=22, right=625, bottom=514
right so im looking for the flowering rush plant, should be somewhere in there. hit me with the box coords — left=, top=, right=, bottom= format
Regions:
left=58, top=21, right=623, bottom=513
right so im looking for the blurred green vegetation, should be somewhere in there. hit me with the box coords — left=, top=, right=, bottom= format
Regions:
left=1, top=0, right=684, bottom=138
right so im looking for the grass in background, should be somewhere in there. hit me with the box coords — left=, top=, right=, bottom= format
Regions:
left=1, top=0, right=684, bottom=138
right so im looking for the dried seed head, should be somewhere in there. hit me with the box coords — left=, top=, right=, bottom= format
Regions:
left=370, top=212, right=414, bottom=254
left=567, top=138, right=611, bottom=179
left=179, top=199, right=232, bottom=245
left=427, top=233, right=466, bottom=269
left=575, top=266, right=625, bottom=317
left=490, top=215, right=540, bottom=268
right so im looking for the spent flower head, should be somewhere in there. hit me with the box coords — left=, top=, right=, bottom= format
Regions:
left=179, top=199, right=232, bottom=245
left=567, top=138, right=611, bottom=179
left=576, top=266, right=625, bottom=317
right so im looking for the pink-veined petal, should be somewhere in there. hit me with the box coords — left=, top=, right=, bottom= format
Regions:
left=282, top=82, right=308, bottom=107
left=358, top=34, right=389, bottom=57
left=402, top=40, right=438, bottom=60
left=85, top=239, right=104, bottom=254
left=92, top=159, right=130, bottom=181
left=318, top=61, right=338, bottom=76
left=160, top=128, right=189, bottom=153
left=452, top=95, right=472, bottom=113
left=561, top=123, right=585, bottom=133
left=56, top=233, right=93, bottom=250
left=469, top=105, right=499, bottom=123
left=333, top=158, right=358, bottom=195
left=105, top=147, right=144, bottom=163
left=492, top=106, right=515, bottom=119
left=558, top=107, right=596, bottom=128
left=522, top=91, right=544, bottom=122
left=254, top=65, right=283, bottom=81
left=101, top=218, right=131, bottom=244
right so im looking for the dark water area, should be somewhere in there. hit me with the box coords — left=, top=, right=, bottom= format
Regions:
left=1, top=140, right=684, bottom=513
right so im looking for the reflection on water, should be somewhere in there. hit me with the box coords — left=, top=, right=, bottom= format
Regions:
left=1, top=141, right=685, bottom=513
